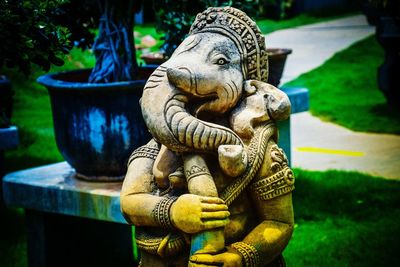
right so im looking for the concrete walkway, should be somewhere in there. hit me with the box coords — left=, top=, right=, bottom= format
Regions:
left=266, top=15, right=400, bottom=179
left=266, top=15, right=375, bottom=84
left=291, top=113, right=400, bottom=179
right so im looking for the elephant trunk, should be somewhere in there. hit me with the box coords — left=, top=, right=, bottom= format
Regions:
left=166, top=68, right=192, bottom=93
left=141, top=65, right=243, bottom=154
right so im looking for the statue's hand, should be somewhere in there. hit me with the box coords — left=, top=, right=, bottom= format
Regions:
left=170, top=194, right=230, bottom=234
left=189, top=246, right=242, bottom=267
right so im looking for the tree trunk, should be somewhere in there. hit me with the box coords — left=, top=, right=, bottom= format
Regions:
left=89, top=0, right=138, bottom=83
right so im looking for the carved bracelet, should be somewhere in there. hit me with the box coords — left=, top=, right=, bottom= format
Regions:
left=153, top=196, right=177, bottom=230
left=231, top=241, right=260, bottom=267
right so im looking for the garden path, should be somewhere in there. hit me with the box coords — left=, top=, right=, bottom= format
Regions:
left=266, top=15, right=400, bottom=179
left=266, top=15, right=374, bottom=84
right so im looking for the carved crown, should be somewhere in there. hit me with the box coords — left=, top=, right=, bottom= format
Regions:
left=190, top=7, right=268, bottom=82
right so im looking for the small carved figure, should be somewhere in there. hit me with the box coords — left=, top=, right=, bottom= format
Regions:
left=121, top=7, right=294, bottom=266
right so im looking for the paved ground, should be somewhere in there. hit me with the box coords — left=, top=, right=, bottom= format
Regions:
left=266, top=15, right=400, bottom=179
left=266, top=15, right=375, bottom=84
left=291, top=113, right=400, bottom=179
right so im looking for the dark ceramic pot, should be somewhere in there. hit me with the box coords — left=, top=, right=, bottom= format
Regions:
left=267, top=48, right=292, bottom=87
left=37, top=67, right=156, bottom=181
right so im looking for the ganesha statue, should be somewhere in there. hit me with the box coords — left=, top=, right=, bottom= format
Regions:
left=121, top=7, right=295, bottom=267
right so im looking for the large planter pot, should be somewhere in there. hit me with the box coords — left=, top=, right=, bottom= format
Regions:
left=37, top=67, right=156, bottom=181
left=266, top=48, right=292, bottom=87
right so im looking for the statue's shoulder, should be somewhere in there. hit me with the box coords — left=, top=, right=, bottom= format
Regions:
left=249, top=139, right=295, bottom=201
left=127, top=139, right=160, bottom=166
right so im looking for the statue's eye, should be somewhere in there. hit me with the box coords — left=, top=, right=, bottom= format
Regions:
left=216, top=58, right=228, bottom=65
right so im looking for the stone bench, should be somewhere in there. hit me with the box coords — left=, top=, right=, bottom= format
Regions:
left=1, top=126, right=19, bottom=176
left=2, top=87, right=308, bottom=266
left=3, top=162, right=135, bottom=267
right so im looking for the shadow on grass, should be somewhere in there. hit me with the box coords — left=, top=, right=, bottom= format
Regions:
left=0, top=207, right=27, bottom=267
left=3, top=153, right=61, bottom=174
left=4, top=125, right=63, bottom=174
left=370, top=103, right=400, bottom=125
left=285, top=169, right=400, bottom=266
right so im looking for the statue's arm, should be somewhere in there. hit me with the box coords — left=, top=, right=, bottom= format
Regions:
left=120, top=139, right=170, bottom=227
left=234, top=141, right=295, bottom=266
left=236, top=194, right=294, bottom=266
left=121, top=139, right=230, bottom=233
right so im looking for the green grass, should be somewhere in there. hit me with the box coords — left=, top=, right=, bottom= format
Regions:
left=285, top=169, right=400, bottom=266
left=285, top=36, right=400, bottom=134
left=1, top=170, right=399, bottom=266
left=3, top=68, right=63, bottom=172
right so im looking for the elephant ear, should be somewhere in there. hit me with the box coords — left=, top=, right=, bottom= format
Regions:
left=230, top=80, right=291, bottom=139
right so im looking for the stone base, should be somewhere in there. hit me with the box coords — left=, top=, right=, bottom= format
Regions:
left=3, top=162, right=136, bottom=266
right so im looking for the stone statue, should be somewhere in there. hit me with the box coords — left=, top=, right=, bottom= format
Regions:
left=121, top=7, right=295, bottom=267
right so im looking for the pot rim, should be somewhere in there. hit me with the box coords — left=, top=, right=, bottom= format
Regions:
left=266, top=48, right=293, bottom=56
left=37, top=66, right=157, bottom=90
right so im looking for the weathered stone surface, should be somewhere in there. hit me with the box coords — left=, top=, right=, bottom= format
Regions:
left=3, top=162, right=126, bottom=223
left=121, top=7, right=296, bottom=266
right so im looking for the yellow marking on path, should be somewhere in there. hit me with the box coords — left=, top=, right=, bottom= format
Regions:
left=296, top=147, right=365, bottom=157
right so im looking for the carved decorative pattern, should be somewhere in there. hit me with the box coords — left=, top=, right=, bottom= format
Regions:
left=270, top=144, right=288, bottom=172
left=185, top=165, right=209, bottom=182
left=250, top=145, right=295, bottom=200
left=190, top=7, right=268, bottom=83
left=220, top=123, right=276, bottom=206
left=231, top=241, right=260, bottom=267
left=127, top=140, right=160, bottom=166
left=152, top=196, right=178, bottom=230
left=135, top=227, right=188, bottom=258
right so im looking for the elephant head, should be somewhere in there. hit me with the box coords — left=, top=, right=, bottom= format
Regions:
left=140, top=7, right=290, bottom=159
left=141, top=32, right=245, bottom=154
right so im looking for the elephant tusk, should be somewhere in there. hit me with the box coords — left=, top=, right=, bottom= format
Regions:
left=218, top=145, right=248, bottom=178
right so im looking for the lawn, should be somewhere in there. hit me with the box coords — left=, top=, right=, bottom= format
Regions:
left=1, top=169, right=399, bottom=266
left=285, top=36, right=400, bottom=134
left=284, top=169, right=400, bottom=267
left=257, top=12, right=356, bottom=34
